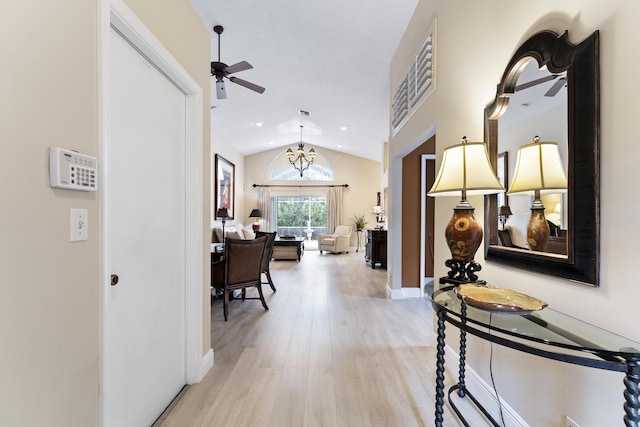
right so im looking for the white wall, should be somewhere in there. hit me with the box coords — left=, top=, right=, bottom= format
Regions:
left=390, top=1, right=640, bottom=425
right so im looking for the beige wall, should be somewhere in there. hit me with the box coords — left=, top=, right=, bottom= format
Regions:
left=390, top=0, right=640, bottom=425
left=244, top=146, right=382, bottom=244
left=0, top=0, right=210, bottom=425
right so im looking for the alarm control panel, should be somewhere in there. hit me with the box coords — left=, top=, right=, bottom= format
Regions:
left=50, top=147, right=97, bottom=191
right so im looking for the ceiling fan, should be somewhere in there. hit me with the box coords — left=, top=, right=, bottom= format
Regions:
left=515, top=74, right=566, bottom=97
left=210, top=25, right=265, bottom=99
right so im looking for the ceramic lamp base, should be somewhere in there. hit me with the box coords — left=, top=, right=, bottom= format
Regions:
left=445, top=204, right=483, bottom=262
left=252, top=223, right=260, bottom=232
left=527, top=207, right=549, bottom=251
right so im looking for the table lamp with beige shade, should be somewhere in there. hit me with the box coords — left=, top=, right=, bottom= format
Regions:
left=428, top=137, right=504, bottom=283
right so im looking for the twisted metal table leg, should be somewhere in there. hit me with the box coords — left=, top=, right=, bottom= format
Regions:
left=435, top=309, right=446, bottom=427
left=624, top=360, right=640, bottom=426
left=458, top=301, right=467, bottom=398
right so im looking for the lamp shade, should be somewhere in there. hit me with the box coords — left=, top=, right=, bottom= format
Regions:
left=249, top=209, right=262, bottom=218
left=499, top=205, right=513, bottom=216
left=216, top=208, right=229, bottom=219
left=508, top=138, right=567, bottom=195
left=428, top=138, right=504, bottom=198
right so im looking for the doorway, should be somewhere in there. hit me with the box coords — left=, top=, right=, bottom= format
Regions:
left=401, top=136, right=435, bottom=293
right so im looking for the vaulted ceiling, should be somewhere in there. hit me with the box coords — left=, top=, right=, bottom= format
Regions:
left=191, top=0, right=418, bottom=161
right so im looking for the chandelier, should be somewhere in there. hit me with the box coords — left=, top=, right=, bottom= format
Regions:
left=286, top=125, right=316, bottom=177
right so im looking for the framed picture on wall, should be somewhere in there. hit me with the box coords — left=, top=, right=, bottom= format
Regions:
left=497, top=151, right=508, bottom=209
left=214, top=154, right=235, bottom=219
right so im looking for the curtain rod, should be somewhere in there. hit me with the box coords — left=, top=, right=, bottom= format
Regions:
left=252, top=184, right=349, bottom=188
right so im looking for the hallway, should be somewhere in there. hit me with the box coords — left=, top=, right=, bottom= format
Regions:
left=161, top=250, right=455, bottom=426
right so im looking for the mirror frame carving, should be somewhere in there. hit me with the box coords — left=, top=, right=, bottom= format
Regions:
left=484, top=30, right=600, bottom=286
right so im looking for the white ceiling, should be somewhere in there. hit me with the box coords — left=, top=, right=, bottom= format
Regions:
left=190, top=0, right=418, bottom=162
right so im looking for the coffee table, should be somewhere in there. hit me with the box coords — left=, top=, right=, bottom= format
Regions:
left=272, top=237, right=304, bottom=261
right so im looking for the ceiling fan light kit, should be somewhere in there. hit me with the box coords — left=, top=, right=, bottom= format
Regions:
left=211, top=25, right=265, bottom=99
left=216, top=80, right=226, bottom=99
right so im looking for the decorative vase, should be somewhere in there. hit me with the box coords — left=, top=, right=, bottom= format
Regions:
left=445, top=208, right=483, bottom=262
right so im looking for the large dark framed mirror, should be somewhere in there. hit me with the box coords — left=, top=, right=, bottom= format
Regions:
left=484, top=30, right=600, bottom=286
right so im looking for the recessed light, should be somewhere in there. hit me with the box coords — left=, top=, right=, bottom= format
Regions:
left=340, top=126, right=347, bottom=131
left=268, top=141, right=274, bottom=145
left=256, top=122, right=263, bottom=127
left=337, top=144, right=343, bottom=148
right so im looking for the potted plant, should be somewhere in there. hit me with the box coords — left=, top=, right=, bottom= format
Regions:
left=352, top=213, right=368, bottom=231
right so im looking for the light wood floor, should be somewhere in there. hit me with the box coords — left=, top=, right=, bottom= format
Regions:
left=161, top=249, right=458, bottom=427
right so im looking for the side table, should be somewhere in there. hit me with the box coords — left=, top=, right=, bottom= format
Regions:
left=430, top=279, right=640, bottom=427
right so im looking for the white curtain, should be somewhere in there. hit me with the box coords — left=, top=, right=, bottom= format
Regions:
left=325, top=186, right=344, bottom=233
left=258, top=187, right=272, bottom=231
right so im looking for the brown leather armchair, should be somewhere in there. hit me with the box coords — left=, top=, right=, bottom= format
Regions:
left=211, top=236, right=268, bottom=321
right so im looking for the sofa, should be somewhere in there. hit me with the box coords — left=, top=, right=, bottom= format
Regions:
left=211, top=223, right=256, bottom=243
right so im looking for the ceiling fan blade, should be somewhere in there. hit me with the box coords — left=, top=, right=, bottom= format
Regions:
left=544, top=77, right=566, bottom=97
left=225, top=61, right=253, bottom=74
left=515, top=74, right=558, bottom=92
left=229, top=76, right=265, bottom=94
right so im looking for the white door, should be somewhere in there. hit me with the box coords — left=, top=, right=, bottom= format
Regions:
left=105, top=28, right=187, bottom=426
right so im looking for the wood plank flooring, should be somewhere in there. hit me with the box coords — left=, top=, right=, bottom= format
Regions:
left=161, top=249, right=458, bottom=426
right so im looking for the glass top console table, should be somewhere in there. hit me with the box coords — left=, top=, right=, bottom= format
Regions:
left=430, top=280, right=640, bottom=427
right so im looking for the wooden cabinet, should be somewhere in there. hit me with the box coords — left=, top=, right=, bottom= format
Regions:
left=365, top=229, right=387, bottom=269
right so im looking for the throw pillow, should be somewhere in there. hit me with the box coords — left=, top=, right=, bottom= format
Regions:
left=242, top=229, right=256, bottom=240
left=226, top=230, right=243, bottom=240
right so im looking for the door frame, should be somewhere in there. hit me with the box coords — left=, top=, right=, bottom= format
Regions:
left=98, top=0, right=210, bottom=425
left=420, top=154, right=436, bottom=291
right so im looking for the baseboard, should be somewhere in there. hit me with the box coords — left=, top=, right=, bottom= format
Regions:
left=441, top=341, right=530, bottom=426
left=402, top=286, right=422, bottom=298
left=386, top=284, right=403, bottom=299
left=192, top=348, right=213, bottom=384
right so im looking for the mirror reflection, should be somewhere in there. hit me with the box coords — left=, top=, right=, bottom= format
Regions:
left=497, top=60, right=568, bottom=256
left=484, top=29, right=599, bottom=286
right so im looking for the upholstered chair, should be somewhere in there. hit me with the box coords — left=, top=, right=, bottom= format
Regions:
left=318, top=225, right=352, bottom=254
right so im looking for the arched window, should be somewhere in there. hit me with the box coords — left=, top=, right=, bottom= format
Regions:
left=268, top=150, right=335, bottom=181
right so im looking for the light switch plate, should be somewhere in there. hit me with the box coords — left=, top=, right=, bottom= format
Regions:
left=70, top=209, right=88, bottom=242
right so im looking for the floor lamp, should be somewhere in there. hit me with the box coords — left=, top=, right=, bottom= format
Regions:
left=216, top=208, right=229, bottom=240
